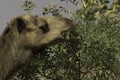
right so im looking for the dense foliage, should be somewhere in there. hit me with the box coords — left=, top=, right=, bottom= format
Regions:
left=12, top=0, right=120, bottom=80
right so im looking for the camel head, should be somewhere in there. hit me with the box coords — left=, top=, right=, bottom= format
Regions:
left=2, top=14, right=74, bottom=50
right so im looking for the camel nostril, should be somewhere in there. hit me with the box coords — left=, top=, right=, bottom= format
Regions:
left=64, top=18, right=73, bottom=23
left=63, top=18, right=74, bottom=28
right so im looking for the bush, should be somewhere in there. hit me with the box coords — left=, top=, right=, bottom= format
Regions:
left=12, top=0, right=120, bottom=80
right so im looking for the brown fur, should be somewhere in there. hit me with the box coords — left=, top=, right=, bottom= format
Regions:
left=0, top=14, right=74, bottom=80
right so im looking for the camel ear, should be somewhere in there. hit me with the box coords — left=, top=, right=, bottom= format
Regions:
left=1, top=26, right=10, bottom=36
left=12, top=18, right=26, bottom=33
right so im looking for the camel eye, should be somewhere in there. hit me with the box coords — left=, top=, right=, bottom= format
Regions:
left=39, top=23, right=49, bottom=33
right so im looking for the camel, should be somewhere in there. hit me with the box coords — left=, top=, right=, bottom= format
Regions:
left=0, top=14, right=74, bottom=80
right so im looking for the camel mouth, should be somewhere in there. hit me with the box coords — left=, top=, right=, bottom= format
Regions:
left=61, top=30, right=70, bottom=39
